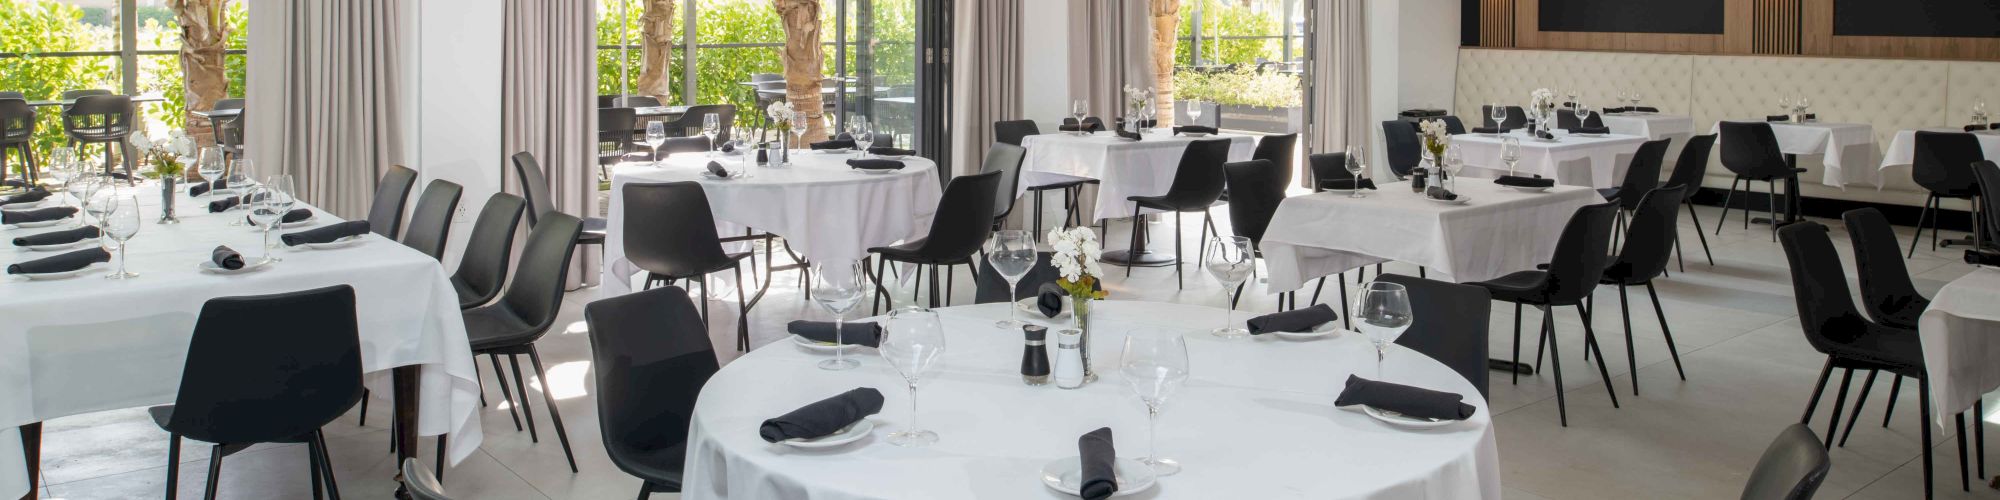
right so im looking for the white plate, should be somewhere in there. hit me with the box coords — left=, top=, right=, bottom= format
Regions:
left=196, top=256, right=273, bottom=275
left=1016, top=297, right=1072, bottom=322
left=1181, top=132, right=1211, bottom=137
left=1506, top=185, right=1553, bottom=193
left=1424, top=196, right=1471, bottom=206
left=11, top=263, right=102, bottom=281
left=1363, top=405, right=1458, bottom=429
left=790, top=334, right=861, bottom=352
left=297, top=235, right=366, bottom=250
left=778, top=420, right=873, bottom=449
left=0, top=199, right=57, bottom=211
left=21, top=237, right=92, bottom=252
left=1039, top=456, right=1159, bottom=498
left=8, top=217, right=71, bottom=229
left=279, top=216, right=319, bottom=229
left=1272, top=321, right=1342, bottom=341
left=700, top=171, right=748, bottom=180
left=873, top=154, right=911, bottom=160
left=852, top=168, right=900, bottom=175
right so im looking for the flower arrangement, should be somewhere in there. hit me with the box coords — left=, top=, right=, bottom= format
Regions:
left=1046, top=226, right=1107, bottom=301
left=129, top=129, right=195, bottom=179
left=1123, top=85, right=1154, bottom=115
left=1528, top=88, right=1558, bottom=124
left=766, top=101, right=797, bottom=132
left=1419, top=119, right=1450, bottom=163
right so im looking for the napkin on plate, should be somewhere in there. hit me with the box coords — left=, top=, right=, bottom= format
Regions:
left=1, top=188, right=50, bottom=206
left=868, top=147, right=916, bottom=157
left=1470, top=126, right=1504, bottom=134
left=758, top=388, right=885, bottom=443
left=8, top=247, right=110, bottom=275
left=208, top=197, right=241, bottom=213
left=1334, top=375, right=1477, bottom=421
left=249, top=208, right=313, bottom=226
left=1173, top=125, right=1218, bottom=135
left=848, top=159, right=905, bottom=171
left=1765, top=115, right=1790, bottom=122
left=13, top=226, right=99, bottom=247
left=1060, top=118, right=1105, bottom=133
left=281, top=220, right=370, bottom=246
left=1078, top=427, right=1118, bottom=500
left=811, top=139, right=857, bottom=150
left=211, top=245, right=245, bottom=270
left=3, top=206, right=76, bottom=225
left=1495, top=175, right=1555, bottom=188
left=706, top=161, right=731, bottom=178
left=785, top=320, right=881, bottom=347
left=1114, top=129, right=1144, bottom=141
left=1246, top=304, right=1338, bottom=335
left=1569, top=126, right=1611, bottom=135
left=1321, top=178, right=1377, bottom=190
left=1035, top=283, right=1066, bottom=318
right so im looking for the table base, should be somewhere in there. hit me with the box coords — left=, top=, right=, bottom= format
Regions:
left=1488, top=359, right=1537, bottom=375
left=1103, top=249, right=1178, bottom=267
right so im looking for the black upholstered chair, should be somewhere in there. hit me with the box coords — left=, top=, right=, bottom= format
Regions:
left=1739, top=424, right=1831, bottom=500
left=152, top=285, right=362, bottom=500
left=1377, top=273, right=1492, bottom=398
left=1908, top=131, right=1986, bottom=256
left=1665, top=134, right=1718, bottom=270
left=513, top=151, right=607, bottom=251
left=613, top=95, right=662, bottom=108
left=401, top=458, right=452, bottom=500
left=980, top=142, right=1027, bottom=229
left=1827, top=208, right=1937, bottom=448
left=465, top=212, right=584, bottom=473
left=584, top=286, right=721, bottom=499
left=994, top=119, right=1039, bottom=147
left=1600, top=139, right=1672, bottom=245
left=1309, top=152, right=1355, bottom=191
left=0, top=98, right=36, bottom=187
left=451, top=194, right=527, bottom=309
left=212, top=98, right=246, bottom=164
left=1440, top=116, right=1468, bottom=135
left=598, top=107, right=637, bottom=174
left=870, top=171, right=1002, bottom=311
left=658, top=104, right=736, bottom=145
left=1381, top=120, right=1421, bottom=178
left=1716, top=121, right=1807, bottom=241
left=1122, top=139, right=1232, bottom=289
left=1481, top=105, right=1529, bottom=130
left=1218, top=159, right=1284, bottom=307
left=1023, top=119, right=1102, bottom=233
left=1555, top=109, right=1606, bottom=131
left=368, top=165, right=420, bottom=240
left=1978, top=161, right=2000, bottom=240
left=62, top=94, right=136, bottom=180
left=401, top=179, right=464, bottom=261
left=622, top=181, right=761, bottom=350
left=1597, top=186, right=1690, bottom=396
left=1471, top=202, right=1622, bottom=427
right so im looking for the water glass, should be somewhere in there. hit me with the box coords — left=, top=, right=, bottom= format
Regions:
left=102, top=195, right=141, bottom=279
left=810, top=260, right=868, bottom=371
left=850, top=121, right=874, bottom=157
left=1489, top=104, right=1507, bottom=129
left=1343, top=145, right=1367, bottom=198
left=701, top=113, right=721, bottom=157
left=1186, top=104, right=1203, bottom=126
left=1354, top=281, right=1413, bottom=378
left=196, top=147, right=226, bottom=189
left=1204, top=236, right=1255, bottom=338
left=880, top=307, right=946, bottom=447
left=1500, top=137, right=1522, bottom=175
left=985, top=230, right=1038, bottom=329
left=1071, top=100, right=1090, bottom=135
left=645, top=121, right=668, bottom=164
left=1120, top=331, right=1189, bottom=475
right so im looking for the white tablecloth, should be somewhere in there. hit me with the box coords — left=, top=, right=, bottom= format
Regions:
left=682, top=301, right=1500, bottom=499
left=1710, top=121, right=1877, bottom=188
left=1018, top=131, right=1255, bottom=222
left=1452, top=130, right=1647, bottom=189
left=602, top=152, right=943, bottom=295
left=1260, top=179, right=1607, bottom=292
left=1877, top=129, right=2000, bottom=184
left=0, top=186, right=483, bottom=498
left=1919, top=268, right=2000, bottom=429
left=1602, top=113, right=1695, bottom=161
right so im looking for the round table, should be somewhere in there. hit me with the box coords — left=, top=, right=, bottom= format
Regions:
left=682, top=301, right=1501, bottom=499
left=602, top=151, right=942, bottom=295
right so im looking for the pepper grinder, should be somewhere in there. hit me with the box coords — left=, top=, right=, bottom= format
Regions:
left=1021, top=325, right=1050, bottom=386
left=1053, top=329, right=1085, bottom=389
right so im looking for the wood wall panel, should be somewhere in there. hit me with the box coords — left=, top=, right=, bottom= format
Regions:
left=1472, top=0, right=2000, bottom=61
left=1480, top=0, right=1515, bottom=48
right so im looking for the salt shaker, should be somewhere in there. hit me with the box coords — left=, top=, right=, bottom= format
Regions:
left=1053, top=329, right=1085, bottom=389
left=1021, top=325, right=1050, bottom=385
left=755, top=142, right=770, bottom=165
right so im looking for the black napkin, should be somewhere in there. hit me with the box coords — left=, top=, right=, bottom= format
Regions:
left=1247, top=304, right=1338, bottom=335
left=868, top=147, right=916, bottom=157
left=210, top=245, right=245, bottom=270
left=3, top=206, right=76, bottom=225
left=1470, top=126, right=1503, bottom=134
left=1060, top=118, right=1106, bottom=133
left=1967, top=124, right=1991, bottom=132
left=1, top=188, right=50, bottom=206
left=1602, top=107, right=1630, bottom=114
left=1633, top=106, right=1659, bottom=113
left=248, top=208, right=313, bottom=226
left=1570, top=126, right=1611, bottom=135
left=785, top=320, right=881, bottom=347
left=719, top=142, right=737, bottom=153
left=1334, top=375, right=1477, bottom=421
left=1802, top=113, right=1817, bottom=121
left=1078, top=427, right=1118, bottom=500
left=811, top=139, right=856, bottom=150
left=1766, top=115, right=1791, bottom=122
left=758, top=388, right=886, bottom=443
left=1036, top=283, right=1066, bottom=318
left=8, top=247, right=110, bottom=275
left=1968, top=249, right=2000, bottom=267
left=1173, top=125, right=1218, bottom=135
left=1495, top=175, right=1555, bottom=188
left=208, top=197, right=240, bottom=213
left=281, top=220, right=370, bottom=246
left=848, top=159, right=905, bottom=171
left=1114, top=129, right=1144, bottom=141
left=13, top=226, right=98, bottom=247
left=706, top=161, right=730, bottom=177
left=188, top=179, right=227, bottom=197
left=1322, top=178, right=1377, bottom=190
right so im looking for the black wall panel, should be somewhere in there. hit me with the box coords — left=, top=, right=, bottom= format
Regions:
left=1538, top=0, right=1725, bottom=34
left=1834, top=0, right=2000, bottom=38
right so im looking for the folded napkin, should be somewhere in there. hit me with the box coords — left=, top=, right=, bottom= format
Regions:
left=211, top=245, right=245, bottom=270
left=719, top=142, right=737, bottom=154
left=1602, top=107, right=1631, bottom=114
left=1078, top=427, right=1118, bottom=500
left=1114, top=129, right=1144, bottom=141
left=1173, top=125, right=1218, bottom=135
left=848, top=159, right=905, bottom=171
left=1470, top=126, right=1504, bottom=134
left=1766, top=115, right=1791, bottom=122
left=1, top=188, right=50, bottom=206
left=1968, top=249, right=2000, bottom=267
left=1569, top=126, right=1611, bottom=135
left=706, top=161, right=730, bottom=177
left=208, top=197, right=241, bottom=213
left=868, top=147, right=916, bottom=157
left=1036, top=283, right=1066, bottom=318
left=785, top=320, right=881, bottom=347
left=1633, top=107, right=1659, bottom=113
left=1322, top=178, right=1377, bottom=190
left=1495, top=175, right=1555, bottom=188
left=8, top=247, right=110, bottom=275
left=189, top=179, right=227, bottom=197
left=3, top=206, right=76, bottom=225
left=1967, top=124, right=1992, bottom=132
left=281, top=220, right=370, bottom=246
left=758, top=388, right=885, bottom=443
left=1334, top=375, right=1477, bottom=421
left=248, top=208, right=313, bottom=226
left=13, top=226, right=99, bottom=247
left=1059, top=118, right=1106, bottom=133
left=811, top=139, right=857, bottom=150
left=1802, top=113, right=1817, bottom=121
left=1247, top=304, right=1338, bottom=335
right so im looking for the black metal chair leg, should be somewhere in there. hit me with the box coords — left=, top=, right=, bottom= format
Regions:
left=314, top=430, right=341, bottom=500
left=309, top=436, right=324, bottom=500
left=1959, top=412, right=1972, bottom=492
left=1922, top=376, right=1937, bottom=500
left=1617, top=286, right=1639, bottom=396
left=1645, top=283, right=1686, bottom=380
left=1884, top=375, right=1904, bottom=427
left=1174, top=212, right=1184, bottom=290
left=204, top=444, right=224, bottom=500
left=489, top=353, right=523, bottom=431
left=734, top=265, right=750, bottom=352
left=1125, top=204, right=1141, bottom=277
left=528, top=346, right=580, bottom=473
left=1544, top=308, right=1569, bottom=427
left=1578, top=305, right=1620, bottom=409
left=1978, top=400, right=1987, bottom=479
left=508, top=354, right=540, bottom=443
left=1839, top=370, right=1878, bottom=447
left=356, top=394, right=368, bottom=426
left=1802, top=358, right=1835, bottom=424
left=1716, top=177, right=1739, bottom=234
left=1032, top=190, right=1044, bottom=235
left=166, top=433, right=182, bottom=500
left=1338, top=274, right=1351, bottom=329
left=1911, top=195, right=1934, bottom=258
left=1511, top=301, right=1524, bottom=385
left=1825, top=368, right=1854, bottom=449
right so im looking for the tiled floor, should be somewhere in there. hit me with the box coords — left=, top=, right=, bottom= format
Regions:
left=32, top=202, right=2000, bottom=499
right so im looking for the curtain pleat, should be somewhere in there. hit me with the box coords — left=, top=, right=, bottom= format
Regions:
left=247, top=0, right=403, bottom=221
left=1309, top=0, right=1368, bottom=164
left=501, top=0, right=598, bottom=287
left=950, top=0, right=1023, bottom=176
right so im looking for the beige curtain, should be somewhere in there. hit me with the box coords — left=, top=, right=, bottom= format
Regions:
left=1068, top=0, right=1154, bottom=122
left=502, top=0, right=599, bottom=287
left=949, top=0, right=1022, bottom=176
left=245, top=0, right=403, bottom=220
left=1307, top=0, right=1368, bottom=160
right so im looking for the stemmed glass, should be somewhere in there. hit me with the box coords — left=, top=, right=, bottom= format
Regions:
left=1777, top=96, right=1794, bottom=117
left=1343, top=145, right=1367, bottom=198
left=1120, top=331, right=1189, bottom=475
left=985, top=230, right=1037, bottom=329
left=195, top=146, right=225, bottom=194
left=1354, top=281, right=1413, bottom=378
left=1489, top=104, right=1507, bottom=130
left=644, top=122, right=668, bottom=165
left=1500, top=136, right=1522, bottom=176
left=1204, top=236, right=1255, bottom=338
left=1186, top=102, right=1203, bottom=127
left=880, top=307, right=946, bottom=447
left=1796, top=97, right=1812, bottom=118
left=82, top=176, right=116, bottom=227
left=254, top=175, right=296, bottom=262
left=1617, top=90, right=1632, bottom=109
left=1974, top=100, right=1989, bottom=126
left=1140, top=98, right=1158, bottom=130
left=1630, top=91, right=1644, bottom=111
left=1576, top=104, right=1594, bottom=129
left=101, top=195, right=141, bottom=279
left=1071, top=100, right=1090, bottom=135
left=810, top=260, right=867, bottom=371
left=789, top=114, right=809, bottom=154
left=1442, top=143, right=1465, bottom=192
left=850, top=121, right=875, bottom=158
left=701, top=113, right=721, bottom=157
left=47, top=147, right=74, bottom=189
left=1565, top=87, right=1579, bottom=107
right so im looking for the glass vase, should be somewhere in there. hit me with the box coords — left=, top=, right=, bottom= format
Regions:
left=157, top=177, right=179, bottom=224
left=1071, top=295, right=1096, bottom=384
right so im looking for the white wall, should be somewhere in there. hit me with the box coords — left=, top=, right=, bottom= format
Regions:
left=405, top=0, right=505, bottom=265
left=1364, top=0, right=1460, bottom=177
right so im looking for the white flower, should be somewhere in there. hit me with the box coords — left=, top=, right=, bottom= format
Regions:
left=128, top=130, right=152, bottom=152
left=766, top=102, right=794, bottom=121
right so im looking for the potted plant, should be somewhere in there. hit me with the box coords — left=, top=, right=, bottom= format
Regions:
left=129, top=129, right=195, bottom=224
left=1172, top=67, right=1302, bottom=134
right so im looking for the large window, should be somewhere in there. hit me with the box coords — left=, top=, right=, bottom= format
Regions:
left=1175, top=0, right=1305, bottom=67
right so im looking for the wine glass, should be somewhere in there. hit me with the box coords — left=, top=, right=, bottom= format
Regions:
left=47, top=147, right=74, bottom=189
left=1576, top=104, right=1594, bottom=129
left=84, top=176, right=117, bottom=226
left=1071, top=100, right=1090, bottom=135
left=1974, top=100, right=1989, bottom=126
left=1442, top=143, right=1465, bottom=190
left=1354, top=281, right=1413, bottom=378
left=196, top=146, right=225, bottom=191
left=1343, top=145, right=1367, bottom=198
left=1630, top=91, right=1643, bottom=111
left=258, top=175, right=296, bottom=261
left=1565, top=87, right=1579, bottom=107
left=1500, top=136, right=1522, bottom=176
left=644, top=121, right=668, bottom=165
left=1204, top=236, right=1255, bottom=338
left=850, top=121, right=875, bottom=158
left=101, top=195, right=141, bottom=279
left=1777, top=96, right=1794, bottom=117
left=810, top=260, right=868, bottom=371
left=1140, top=98, right=1158, bottom=130
left=1120, top=331, right=1189, bottom=475
left=789, top=114, right=809, bottom=153
left=1489, top=104, right=1507, bottom=129
left=985, top=230, right=1037, bottom=329
left=880, top=307, right=946, bottom=447
left=701, top=113, right=721, bottom=157
left=1797, top=97, right=1812, bottom=118
left=1186, top=103, right=1203, bottom=127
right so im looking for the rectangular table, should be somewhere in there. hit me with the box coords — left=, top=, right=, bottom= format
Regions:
left=0, top=188, right=482, bottom=498
left=1452, top=130, right=1647, bottom=189
left=1920, top=268, right=2000, bottom=429
left=1879, top=128, right=2000, bottom=177
left=1260, top=178, right=1607, bottom=292
left=1602, top=112, right=1694, bottom=159
left=1710, top=121, right=1877, bottom=188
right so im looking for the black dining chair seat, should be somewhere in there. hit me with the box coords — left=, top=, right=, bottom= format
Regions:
left=584, top=286, right=721, bottom=498
left=1475, top=270, right=1551, bottom=302
left=869, top=171, right=1003, bottom=311
left=464, top=308, right=543, bottom=351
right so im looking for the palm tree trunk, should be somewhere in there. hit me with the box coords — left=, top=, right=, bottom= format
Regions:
left=170, top=0, right=229, bottom=146
left=637, top=0, right=676, bottom=101
left=773, top=0, right=830, bottom=143
left=1149, top=0, right=1180, bottom=128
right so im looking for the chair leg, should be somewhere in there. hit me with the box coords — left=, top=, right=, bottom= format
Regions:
left=1825, top=368, right=1855, bottom=449
left=1543, top=308, right=1569, bottom=427
left=1032, top=190, right=1044, bottom=235
left=1840, top=370, right=1878, bottom=447
left=1766, top=181, right=1779, bottom=241
left=309, top=433, right=324, bottom=500
left=1911, top=194, right=1935, bottom=258
left=1617, top=286, right=1639, bottom=396
left=356, top=393, right=368, bottom=426
left=508, top=354, right=540, bottom=443
left=313, top=430, right=341, bottom=500
left=1125, top=204, right=1141, bottom=277
left=1338, top=274, right=1351, bottom=330
left=945, top=264, right=955, bottom=307
left=1716, top=177, right=1739, bottom=234
left=435, top=436, right=445, bottom=485
left=1645, top=283, right=1686, bottom=380
left=1174, top=212, right=1184, bottom=290
left=1511, top=301, right=1524, bottom=385
left=203, top=444, right=224, bottom=500
left=927, top=265, right=940, bottom=308
left=1802, top=357, right=1835, bottom=425
left=1978, top=400, right=1987, bottom=479
left=489, top=353, right=523, bottom=431
left=166, top=433, right=181, bottom=500
left=1885, top=375, right=1904, bottom=428
left=698, top=278, right=711, bottom=333
left=638, top=483, right=653, bottom=500
left=527, top=346, right=579, bottom=473
left=1685, top=199, right=1714, bottom=266
left=1578, top=305, right=1620, bottom=409
left=734, top=265, right=750, bottom=352
left=1924, top=375, right=1937, bottom=500
left=1960, top=412, right=1973, bottom=492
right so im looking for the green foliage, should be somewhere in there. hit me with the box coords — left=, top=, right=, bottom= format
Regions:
left=1174, top=66, right=1300, bottom=109
left=1173, top=0, right=1283, bottom=67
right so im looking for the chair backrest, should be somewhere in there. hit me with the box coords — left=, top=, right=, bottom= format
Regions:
left=510, top=152, right=557, bottom=228
left=1840, top=208, right=1923, bottom=327
left=993, top=119, right=1040, bottom=147
left=1222, top=159, right=1283, bottom=244
left=1976, top=161, right=2000, bottom=239
left=1440, top=116, right=1467, bottom=135
left=657, top=136, right=712, bottom=157
left=1157, top=139, right=1235, bottom=208
left=1555, top=109, right=1606, bottom=131
left=1778, top=222, right=1871, bottom=356
left=451, top=193, right=527, bottom=308
left=663, top=104, right=736, bottom=144
left=1481, top=105, right=1529, bottom=129
left=1251, top=133, right=1299, bottom=190
left=976, top=251, right=1060, bottom=304
left=613, top=95, right=662, bottom=108
left=597, top=94, right=621, bottom=108
left=167, top=285, right=362, bottom=444
left=0, top=98, right=34, bottom=141
left=598, top=107, right=638, bottom=149
left=213, top=98, right=246, bottom=147
left=1377, top=273, right=1492, bottom=398
left=62, top=89, right=111, bottom=101
left=0, top=91, right=24, bottom=100
left=401, top=458, right=453, bottom=500
left=1615, top=139, right=1672, bottom=209
left=401, top=179, right=463, bottom=261
left=1739, top=424, right=1831, bottom=500
left=980, top=142, right=1027, bottom=221
left=1912, top=131, right=1985, bottom=196
left=1545, top=202, right=1622, bottom=305
left=1666, top=134, right=1718, bottom=201
left=622, top=181, right=735, bottom=278
left=916, top=170, right=1004, bottom=261
left=1611, top=186, right=1687, bottom=282
left=368, top=165, right=420, bottom=239
left=62, top=94, right=133, bottom=139
left=584, top=286, right=719, bottom=481
left=1718, top=122, right=1791, bottom=178
left=494, top=212, right=582, bottom=341
left=1381, top=121, right=1421, bottom=177
left=1308, top=152, right=1349, bottom=191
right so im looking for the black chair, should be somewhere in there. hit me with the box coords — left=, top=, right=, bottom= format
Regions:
left=1027, top=119, right=1103, bottom=233
left=152, top=285, right=362, bottom=500
left=1908, top=131, right=1986, bottom=256
left=513, top=151, right=607, bottom=251
left=1555, top=109, right=1606, bottom=131
left=1600, top=139, right=1672, bottom=243
left=451, top=194, right=527, bottom=309
left=1665, top=134, right=1718, bottom=270
left=870, top=171, right=1002, bottom=311
left=368, top=165, right=420, bottom=240
left=981, top=143, right=1027, bottom=229
left=0, top=98, right=36, bottom=187
left=1739, top=424, right=1831, bottom=500
left=654, top=136, right=712, bottom=159
left=1309, top=152, right=1352, bottom=191
left=658, top=104, right=736, bottom=145
left=212, top=98, right=246, bottom=164
left=1440, top=116, right=1468, bottom=135
left=400, top=179, right=464, bottom=261
left=62, top=94, right=136, bottom=180
left=1481, top=105, right=1529, bottom=130
left=465, top=212, right=583, bottom=473
left=598, top=107, right=637, bottom=176
left=1829, top=208, right=1936, bottom=447
left=401, top=458, right=452, bottom=500
left=975, top=251, right=1060, bottom=305
left=1208, top=133, right=1297, bottom=242
left=994, top=119, right=1039, bottom=147
left=1381, top=121, right=1421, bottom=178
left=613, top=95, right=662, bottom=108
left=1121, top=139, right=1232, bottom=289
left=1471, top=202, right=1622, bottom=427
left=1977, top=161, right=2000, bottom=241
left=622, top=181, right=762, bottom=350
left=1597, top=186, right=1690, bottom=396
left=584, top=286, right=722, bottom=499
left=1716, top=122, right=1807, bottom=241
left=1377, top=274, right=1492, bottom=398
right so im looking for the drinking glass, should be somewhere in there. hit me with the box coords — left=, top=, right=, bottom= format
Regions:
left=985, top=230, right=1038, bottom=329
left=1354, top=281, right=1413, bottom=378
left=789, top=114, right=809, bottom=153
left=1140, top=99, right=1158, bottom=129
left=1777, top=96, right=1794, bottom=116
left=1071, top=100, right=1090, bottom=135
left=1120, top=331, right=1189, bottom=475
left=880, top=307, right=946, bottom=447
left=1576, top=104, right=1594, bottom=128
left=1443, top=143, right=1465, bottom=188
left=701, top=113, right=721, bottom=157
left=1630, top=91, right=1644, bottom=111
left=1974, top=100, right=1989, bottom=125
left=1186, top=103, right=1203, bottom=127
left=245, top=185, right=285, bottom=263
left=1500, top=136, right=1522, bottom=176
left=1343, top=145, right=1367, bottom=198
left=259, top=175, right=296, bottom=261
left=102, top=195, right=141, bottom=279
left=196, top=146, right=225, bottom=190
left=644, top=121, right=668, bottom=165
left=48, top=147, right=74, bottom=187
left=810, top=260, right=868, bottom=371
left=1489, top=104, right=1506, bottom=128
left=84, top=177, right=117, bottom=226
left=1204, top=236, right=1255, bottom=338
left=1565, top=87, right=1579, bottom=106
left=850, top=121, right=875, bottom=158
left=1797, top=97, right=1812, bottom=116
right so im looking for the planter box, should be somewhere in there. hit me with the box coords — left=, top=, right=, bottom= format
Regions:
left=1173, top=101, right=1221, bottom=128
left=1217, top=103, right=1302, bottom=134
